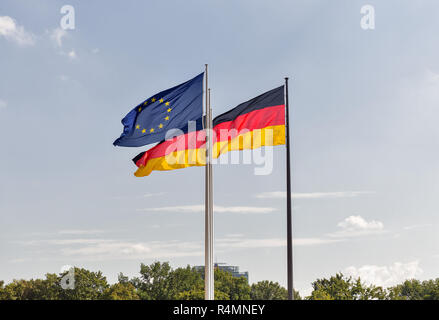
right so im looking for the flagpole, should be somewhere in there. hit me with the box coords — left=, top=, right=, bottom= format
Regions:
left=285, top=77, right=294, bottom=300
left=209, top=88, right=214, bottom=299
left=204, top=65, right=214, bottom=300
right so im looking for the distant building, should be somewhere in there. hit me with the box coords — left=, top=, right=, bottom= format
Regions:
left=195, top=263, right=249, bottom=283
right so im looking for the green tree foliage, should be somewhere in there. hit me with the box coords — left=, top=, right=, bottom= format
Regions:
left=307, top=273, right=386, bottom=300
left=387, top=279, right=439, bottom=300
left=134, top=261, right=173, bottom=299
left=0, top=275, right=62, bottom=300
left=58, top=268, right=109, bottom=300
left=103, top=282, right=139, bottom=300
left=132, top=262, right=251, bottom=300
left=250, top=280, right=300, bottom=300
left=168, top=265, right=205, bottom=299
left=176, top=289, right=230, bottom=300
left=133, top=262, right=204, bottom=300
left=214, top=268, right=251, bottom=300
left=0, top=268, right=109, bottom=300
left=1, top=264, right=438, bottom=300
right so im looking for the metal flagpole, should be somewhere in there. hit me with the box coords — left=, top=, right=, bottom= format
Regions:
left=285, top=77, right=294, bottom=300
left=204, top=65, right=214, bottom=300
left=208, top=88, right=214, bottom=299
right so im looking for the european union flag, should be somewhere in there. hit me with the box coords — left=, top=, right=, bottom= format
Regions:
left=113, top=73, right=204, bottom=147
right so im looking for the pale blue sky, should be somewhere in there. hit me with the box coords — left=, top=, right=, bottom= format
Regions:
left=1, top=0, right=438, bottom=294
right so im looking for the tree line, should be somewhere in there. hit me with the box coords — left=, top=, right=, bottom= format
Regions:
left=0, top=261, right=438, bottom=300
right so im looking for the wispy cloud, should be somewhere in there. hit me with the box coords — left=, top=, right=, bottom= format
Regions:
left=143, top=192, right=166, bottom=198
left=66, top=240, right=202, bottom=261
left=113, top=192, right=166, bottom=200
left=139, top=205, right=276, bottom=214
left=327, top=215, right=385, bottom=238
left=0, top=99, right=7, bottom=109
left=50, top=28, right=67, bottom=47
left=403, top=224, right=433, bottom=231
left=19, top=237, right=203, bottom=261
left=16, top=232, right=341, bottom=262
left=58, top=229, right=105, bottom=235
left=0, top=16, right=35, bottom=46
left=216, top=236, right=342, bottom=249
left=255, top=191, right=375, bottom=199
left=20, top=238, right=114, bottom=246
left=67, top=50, right=77, bottom=59
left=8, top=258, right=30, bottom=264
left=344, top=261, right=423, bottom=287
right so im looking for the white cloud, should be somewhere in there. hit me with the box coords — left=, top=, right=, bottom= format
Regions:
left=417, top=69, right=439, bottom=104
left=255, top=191, right=375, bottom=199
left=68, top=50, right=77, bottom=59
left=56, top=49, right=78, bottom=60
left=113, top=192, right=166, bottom=200
left=61, top=239, right=203, bottom=261
left=217, top=237, right=285, bottom=249
left=143, top=192, right=165, bottom=198
left=344, top=261, right=423, bottom=287
left=217, top=236, right=342, bottom=249
left=50, top=28, right=67, bottom=47
left=0, top=16, right=35, bottom=46
left=141, top=204, right=276, bottom=214
left=58, top=229, right=105, bottom=235
left=21, top=237, right=203, bottom=261
left=328, top=215, right=385, bottom=238
left=18, top=233, right=341, bottom=262
left=403, top=224, right=433, bottom=231
left=141, top=205, right=203, bottom=213
left=338, top=215, right=383, bottom=231
left=224, top=233, right=245, bottom=238
left=0, top=99, right=7, bottom=109
left=214, top=205, right=276, bottom=214
left=293, top=237, right=343, bottom=246
left=21, top=238, right=113, bottom=246
left=8, top=258, right=30, bottom=264
left=62, top=241, right=153, bottom=256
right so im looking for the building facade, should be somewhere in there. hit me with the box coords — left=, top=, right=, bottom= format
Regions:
left=194, top=263, right=249, bottom=283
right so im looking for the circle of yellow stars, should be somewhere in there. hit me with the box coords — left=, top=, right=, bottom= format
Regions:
left=135, top=97, right=172, bottom=135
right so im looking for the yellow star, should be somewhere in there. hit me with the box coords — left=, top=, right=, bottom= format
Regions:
left=159, top=98, right=164, bottom=103
left=164, top=116, right=170, bottom=121
left=167, top=108, right=172, bottom=113
left=158, top=123, right=163, bottom=129
left=143, top=101, right=147, bottom=106
left=165, top=102, right=170, bottom=106
left=151, top=97, right=156, bottom=102
left=150, top=128, right=155, bottom=133
left=141, top=129, right=146, bottom=133
left=138, top=107, right=142, bottom=112
left=135, top=125, right=140, bottom=129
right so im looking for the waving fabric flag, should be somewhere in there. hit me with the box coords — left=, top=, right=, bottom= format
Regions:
left=212, top=85, right=285, bottom=158
left=113, top=73, right=204, bottom=147
left=132, top=86, right=285, bottom=177
left=132, top=118, right=206, bottom=177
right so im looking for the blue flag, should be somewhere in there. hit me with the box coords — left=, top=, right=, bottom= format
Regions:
left=113, top=73, right=204, bottom=147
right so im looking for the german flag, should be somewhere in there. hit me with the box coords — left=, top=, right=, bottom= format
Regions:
left=211, top=85, right=285, bottom=158
left=133, top=120, right=206, bottom=177
left=133, top=86, right=285, bottom=177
